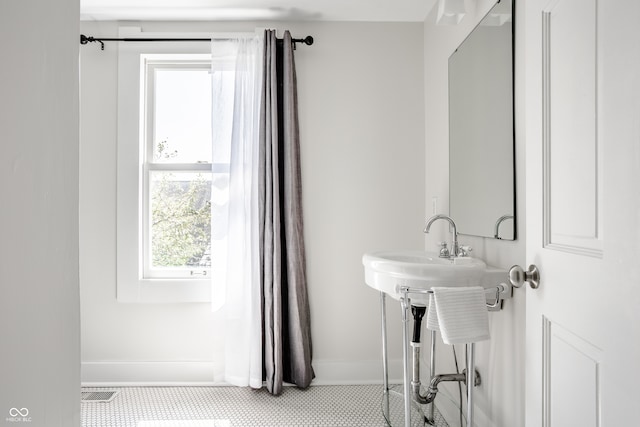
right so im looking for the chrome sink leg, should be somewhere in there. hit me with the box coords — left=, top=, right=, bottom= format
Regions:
left=401, top=293, right=412, bottom=427
left=466, top=343, right=476, bottom=427
left=380, top=292, right=390, bottom=423
left=427, top=329, right=436, bottom=424
left=380, top=292, right=389, bottom=392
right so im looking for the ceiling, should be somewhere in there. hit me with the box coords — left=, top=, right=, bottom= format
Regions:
left=80, top=0, right=438, bottom=22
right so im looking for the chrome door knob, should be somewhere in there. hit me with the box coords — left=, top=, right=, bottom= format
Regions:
left=508, top=264, right=540, bottom=289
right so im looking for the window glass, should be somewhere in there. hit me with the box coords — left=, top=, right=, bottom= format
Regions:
left=153, top=68, right=212, bottom=164
left=149, top=171, right=211, bottom=273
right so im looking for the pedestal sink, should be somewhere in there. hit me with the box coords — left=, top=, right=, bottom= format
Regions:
left=364, top=250, right=491, bottom=427
left=363, top=249, right=508, bottom=427
left=362, top=250, right=487, bottom=303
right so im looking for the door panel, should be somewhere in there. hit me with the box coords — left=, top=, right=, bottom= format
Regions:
left=542, top=0, right=603, bottom=256
left=544, top=317, right=602, bottom=427
left=525, top=0, right=640, bottom=425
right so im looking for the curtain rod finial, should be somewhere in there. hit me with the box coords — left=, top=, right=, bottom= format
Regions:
left=80, top=34, right=104, bottom=50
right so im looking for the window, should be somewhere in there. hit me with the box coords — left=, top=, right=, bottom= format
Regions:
left=142, top=59, right=213, bottom=279
left=115, top=28, right=241, bottom=303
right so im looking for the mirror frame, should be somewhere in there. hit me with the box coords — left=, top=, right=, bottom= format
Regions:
left=448, top=0, right=517, bottom=240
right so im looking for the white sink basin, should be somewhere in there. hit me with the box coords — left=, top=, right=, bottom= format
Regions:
left=362, top=250, right=487, bottom=303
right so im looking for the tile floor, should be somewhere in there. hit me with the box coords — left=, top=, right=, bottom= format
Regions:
left=81, top=385, right=449, bottom=427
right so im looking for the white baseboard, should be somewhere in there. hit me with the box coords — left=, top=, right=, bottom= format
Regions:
left=81, top=358, right=404, bottom=387
left=81, top=361, right=220, bottom=387
left=310, top=358, right=404, bottom=385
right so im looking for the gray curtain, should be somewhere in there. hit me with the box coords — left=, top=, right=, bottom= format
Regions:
left=260, top=30, right=314, bottom=395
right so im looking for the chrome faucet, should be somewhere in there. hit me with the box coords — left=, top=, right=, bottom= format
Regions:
left=493, top=214, right=514, bottom=239
left=424, top=214, right=459, bottom=258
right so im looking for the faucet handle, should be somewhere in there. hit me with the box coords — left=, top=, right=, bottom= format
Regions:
left=437, top=242, right=450, bottom=258
left=458, top=245, right=473, bottom=257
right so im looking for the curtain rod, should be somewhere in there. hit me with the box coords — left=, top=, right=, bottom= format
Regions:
left=80, top=34, right=314, bottom=51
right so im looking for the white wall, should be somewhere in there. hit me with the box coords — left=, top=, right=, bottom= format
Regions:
left=0, top=1, right=80, bottom=426
left=423, top=0, right=526, bottom=426
left=79, top=20, right=425, bottom=384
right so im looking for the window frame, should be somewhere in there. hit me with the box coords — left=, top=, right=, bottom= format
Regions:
left=115, top=27, right=244, bottom=303
left=142, top=59, right=213, bottom=280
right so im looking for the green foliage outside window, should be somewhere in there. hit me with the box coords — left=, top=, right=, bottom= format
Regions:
left=150, top=140, right=211, bottom=268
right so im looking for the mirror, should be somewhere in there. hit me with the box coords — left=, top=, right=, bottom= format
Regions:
left=449, top=0, right=515, bottom=240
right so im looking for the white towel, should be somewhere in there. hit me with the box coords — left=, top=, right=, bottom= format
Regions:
left=426, top=294, right=440, bottom=331
left=427, top=287, right=490, bottom=345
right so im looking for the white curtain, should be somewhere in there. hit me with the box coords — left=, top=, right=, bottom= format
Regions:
left=210, top=33, right=265, bottom=388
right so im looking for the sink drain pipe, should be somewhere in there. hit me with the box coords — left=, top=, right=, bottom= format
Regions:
left=410, top=305, right=481, bottom=425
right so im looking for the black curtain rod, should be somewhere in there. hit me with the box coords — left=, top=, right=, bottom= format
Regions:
left=80, top=34, right=314, bottom=51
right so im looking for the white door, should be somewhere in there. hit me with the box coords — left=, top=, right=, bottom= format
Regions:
left=524, top=0, right=640, bottom=426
